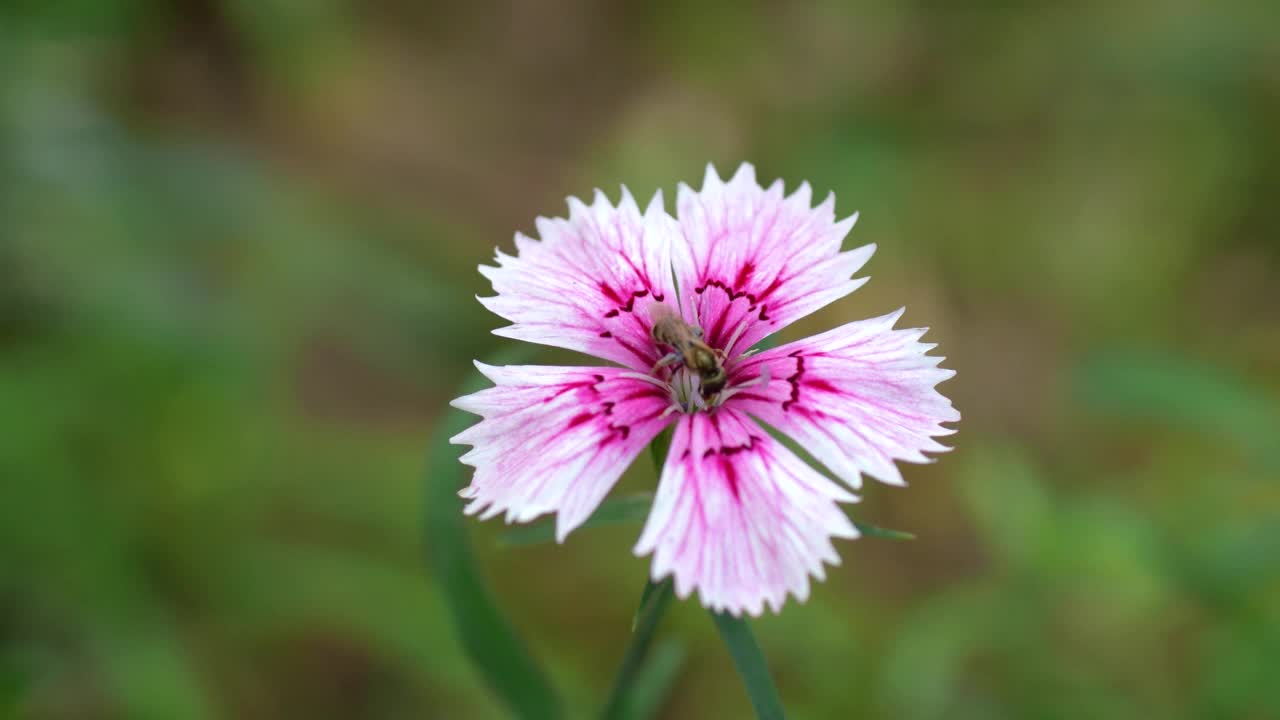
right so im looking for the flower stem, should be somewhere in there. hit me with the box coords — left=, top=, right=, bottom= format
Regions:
left=710, top=612, right=787, bottom=720
left=600, top=578, right=674, bottom=719
left=601, top=428, right=678, bottom=719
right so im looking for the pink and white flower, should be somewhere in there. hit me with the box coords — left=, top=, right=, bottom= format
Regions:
left=452, top=163, right=959, bottom=616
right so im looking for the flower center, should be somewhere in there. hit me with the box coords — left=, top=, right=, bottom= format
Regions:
left=647, top=305, right=730, bottom=412
left=663, top=366, right=712, bottom=413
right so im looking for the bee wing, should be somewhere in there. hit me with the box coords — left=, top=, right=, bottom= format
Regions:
left=648, top=301, right=678, bottom=324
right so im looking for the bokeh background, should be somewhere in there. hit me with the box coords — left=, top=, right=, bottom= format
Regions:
left=3, top=2, right=1279, bottom=718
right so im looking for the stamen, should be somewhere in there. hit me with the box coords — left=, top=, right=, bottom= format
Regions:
left=619, top=371, right=670, bottom=390
left=722, top=316, right=753, bottom=357
left=677, top=370, right=696, bottom=413
left=718, top=364, right=773, bottom=404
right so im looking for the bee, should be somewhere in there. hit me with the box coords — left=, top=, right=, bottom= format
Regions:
left=650, top=303, right=728, bottom=400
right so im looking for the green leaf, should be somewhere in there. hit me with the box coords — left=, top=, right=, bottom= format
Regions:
left=1074, top=348, right=1280, bottom=471
left=712, top=612, right=787, bottom=720
left=958, top=443, right=1054, bottom=570
left=601, top=579, right=675, bottom=720
left=425, top=356, right=563, bottom=720
left=93, top=615, right=218, bottom=720
left=0, top=659, right=20, bottom=714
left=746, top=332, right=781, bottom=354
left=648, top=426, right=674, bottom=469
left=879, top=586, right=997, bottom=719
left=498, top=493, right=654, bottom=547
left=853, top=521, right=916, bottom=541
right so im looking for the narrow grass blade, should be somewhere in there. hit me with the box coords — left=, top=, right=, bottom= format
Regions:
left=854, top=521, right=916, bottom=541
left=711, top=612, right=786, bottom=720
left=425, top=359, right=563, bottom=720
left=757, top=418, right=914, bottom=541
left=498, top=493, right=654, bottom=547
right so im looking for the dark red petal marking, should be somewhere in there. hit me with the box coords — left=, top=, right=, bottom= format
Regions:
left=543, top=375, right=605, bottom=403
left=721, top=456, right=741, bottom=500
left=599, top=282, right=623, bottom=305
left=701, top=435, right=760, bottom=458
left=619, top=388, right=665, bottom=403
left=805, top=378, right=838, bottom=394
left=772, top=351, right=844, bottom=411
left=693, top=278, right=774, bottom=341
left=600, top=288, right=652, bottom=317
left=558, top=377, right=663, bottom=447
left=598, top=286, right=665, bottom=365
left=692, top=434, right=762, bottom=501
left=721, top=436, right=761, bottom=456
left=611, top=336, right=653, bottom=365
left=696, top=279, right=757, bottom=304
left=758, top=275, right=784, bottom=304
left=599, top=421, right=632, bottom=447
left=782, top=351, right=805, bottom=411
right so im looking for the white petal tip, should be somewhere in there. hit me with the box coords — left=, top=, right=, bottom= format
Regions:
left=471, top=360, right=505, bottom=382
left=644, top=188, right=665, bottom=214
left=702, top=163, right=725, bottom=189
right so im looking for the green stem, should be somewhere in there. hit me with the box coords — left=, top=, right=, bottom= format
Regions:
left=600, top=579, right=674, bottom=720
left=711, top=612, right=787, bottom=720
left=600, top=428, right=677, bottom=719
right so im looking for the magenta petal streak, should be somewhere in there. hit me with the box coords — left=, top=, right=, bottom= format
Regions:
left=634, top=408, right=859, bottom=616
left=673, top=164, right=874, bottom=358
left=451, top=364, right=674, bottom=542
left=477, top=189, right=680, bottom=372
left=729, top=309, right=960, bottom=490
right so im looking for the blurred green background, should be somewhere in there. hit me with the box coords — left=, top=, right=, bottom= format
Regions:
left=2, top=2, right=1279, bottom=718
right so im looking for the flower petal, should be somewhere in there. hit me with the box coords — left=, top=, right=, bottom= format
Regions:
left=452, top=364, right=675, bottom=541
left=634, top=408, right=858, bottom=617
left=477, top=188, right=681, bottom=372
left=673, top=163, right=873, bottom=358
left=728, top=308, right=960, bottom=489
